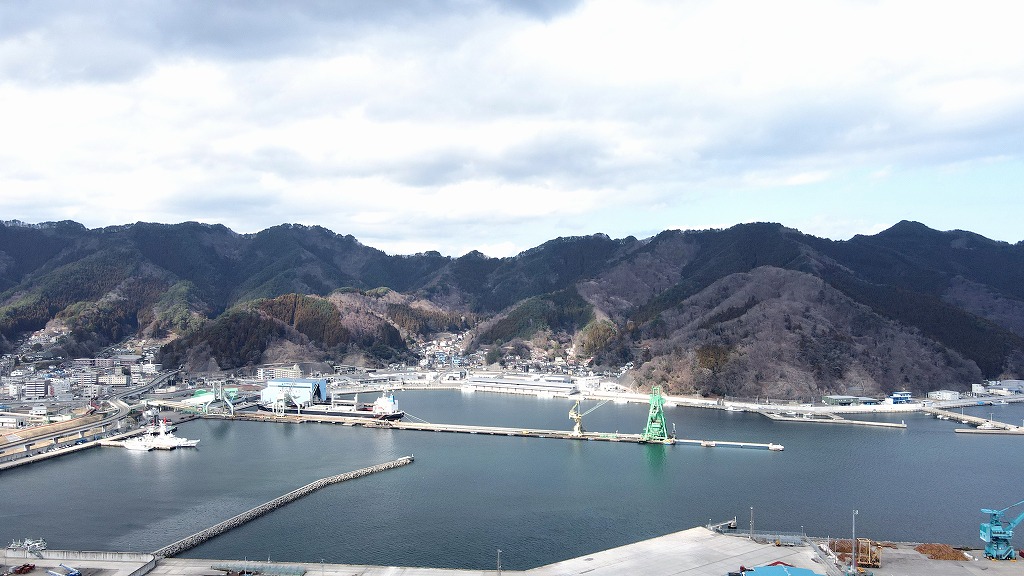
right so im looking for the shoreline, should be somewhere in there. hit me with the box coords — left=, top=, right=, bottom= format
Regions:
left=4, top=524, right=1011, bottom=576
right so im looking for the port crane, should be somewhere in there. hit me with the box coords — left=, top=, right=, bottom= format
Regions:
left=980, top=499, right=1024, bottom=559
left=568, top=398, right=611, bottom=436
left=640, top=386, right=673, bottom=443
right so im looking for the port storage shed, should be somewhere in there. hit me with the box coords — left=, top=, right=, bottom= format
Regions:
left=260, top=378, right=328, bottom=407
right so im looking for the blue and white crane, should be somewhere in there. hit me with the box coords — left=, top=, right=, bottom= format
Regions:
left=46, top=564, right=80, bottom=576
left=980, top=499, right=1024, bottom=559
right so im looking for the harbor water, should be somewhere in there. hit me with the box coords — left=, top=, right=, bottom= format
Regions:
left=2, top=390, right=1023, bottom=571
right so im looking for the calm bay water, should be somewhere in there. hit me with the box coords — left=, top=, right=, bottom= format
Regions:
left=3, top=390, right=1023, bottom=570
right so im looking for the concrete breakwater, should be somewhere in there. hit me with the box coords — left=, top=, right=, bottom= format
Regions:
left=153, top=456, right=414, bottom=557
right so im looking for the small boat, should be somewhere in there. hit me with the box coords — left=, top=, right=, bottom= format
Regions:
left=700, top=440, right=716, bottom=447
left=768, top=443, right=785, bottom=451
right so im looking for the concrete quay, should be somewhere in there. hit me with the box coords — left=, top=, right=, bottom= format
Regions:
left=922, top=407, right=1022, bottom=433
left=9, top=527, right=1018, bottom=576
left=760, top=412, right=907, bottom=428
left=211, top=412, right=784, bottom=450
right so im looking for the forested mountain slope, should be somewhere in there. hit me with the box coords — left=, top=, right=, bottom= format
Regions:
left=1, top=219, right=1021, bottom=399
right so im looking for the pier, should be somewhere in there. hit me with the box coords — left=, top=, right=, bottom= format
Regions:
left=152, top=456, right=414, bottom=557
left=760, top=411, right=907, bottom=428
left=211, top=412, right=784, bottom=450
left=922, top=407, right=1022, bottom=432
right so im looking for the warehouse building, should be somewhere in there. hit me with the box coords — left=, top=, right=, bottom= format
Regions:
left=259, top=378, right=329, bottom=408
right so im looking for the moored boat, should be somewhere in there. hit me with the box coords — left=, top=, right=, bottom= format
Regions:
left=122, top=420, right=199, bottom=451
left=257, top=390, right=405, bottom=420
left=122, top=436, right=154, bottom=451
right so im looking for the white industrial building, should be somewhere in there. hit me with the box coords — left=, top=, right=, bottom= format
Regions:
left=988, top=380, right=1024, bottom=395
left=259, top=378, right=329, bottom=408
left=0, top=414, right=27, bottom=428
left=463, top=374, right=578, bottom=396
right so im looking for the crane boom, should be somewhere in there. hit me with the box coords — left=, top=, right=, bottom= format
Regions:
left=582, top=398, right=611, bottom=416
left=568, top=398, right=612, bottom=436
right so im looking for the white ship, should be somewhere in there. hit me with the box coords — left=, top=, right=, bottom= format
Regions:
left=257, top=390, right=405, bottom=420
left=122, top=436, right=155, bottom=451
left=122, top=421, right=199, bottom=451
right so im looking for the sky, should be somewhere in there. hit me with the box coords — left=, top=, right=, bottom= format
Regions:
left=2, top=1, right=1023, bottom=257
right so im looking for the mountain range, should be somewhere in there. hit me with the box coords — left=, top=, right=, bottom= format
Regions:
left=1, top=219, right=1022, bottom=400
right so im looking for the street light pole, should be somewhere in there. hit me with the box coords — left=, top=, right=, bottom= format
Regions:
left=750, top=507, right=754, bottom=540
left=852, top=510, right=859, bottom=572
left=497, top=548, right=502, bottom=576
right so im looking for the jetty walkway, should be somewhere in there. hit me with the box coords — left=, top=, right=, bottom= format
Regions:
left=760, top=411, right=906, bottom=428
left=922, top=407, right=1024, bottom=434
left=152, top=456, right=414, bottom=557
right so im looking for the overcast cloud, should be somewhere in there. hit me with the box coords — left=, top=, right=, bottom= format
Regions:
left=2, top=0, right=1023, bottom=256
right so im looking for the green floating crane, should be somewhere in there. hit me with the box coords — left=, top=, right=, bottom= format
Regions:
left=640, top=386, right=674, bottom=444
